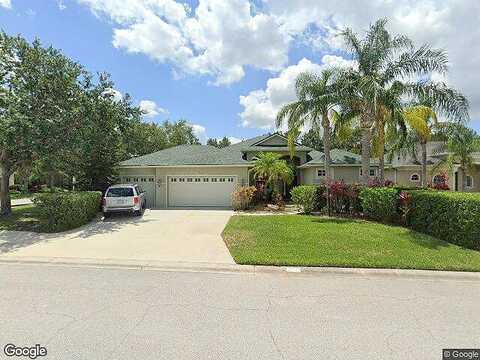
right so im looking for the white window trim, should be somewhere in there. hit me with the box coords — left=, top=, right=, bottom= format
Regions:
left=410, top=173, right=420, bottom=182
left=316, top=169, right=326, bottom=178
left=359, top=168, right=377, bottom=177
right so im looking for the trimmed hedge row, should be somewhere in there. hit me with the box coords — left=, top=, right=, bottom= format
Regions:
left=290, top=184, right=480, bottom=250
left=407, top=191, right=480, bottom=250
left=33, top=191, right=102, bottom=232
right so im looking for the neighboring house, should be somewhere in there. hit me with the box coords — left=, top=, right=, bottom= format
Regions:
left=117, top=133, right=475, bottom=208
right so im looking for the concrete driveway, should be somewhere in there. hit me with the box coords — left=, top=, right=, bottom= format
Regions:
left=0, top=210, right=234, bottom=264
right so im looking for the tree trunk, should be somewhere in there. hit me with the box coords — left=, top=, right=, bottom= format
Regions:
left=322, top=113, right=332, bottom=182
left=421, top=140, right=427, bottom=187
left=360, top=117, right=372, bottom=185
left=0, top=163, right=12, bottom=216
left=458, top=166, right=465, bottom=192
left=378, top=121, right=385, bottom=183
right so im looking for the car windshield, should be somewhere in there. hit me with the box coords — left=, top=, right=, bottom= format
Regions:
left=106, top=188, right=134, bottom=197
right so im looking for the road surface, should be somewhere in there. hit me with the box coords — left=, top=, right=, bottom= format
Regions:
left=0, top=263, right=478, bottom=359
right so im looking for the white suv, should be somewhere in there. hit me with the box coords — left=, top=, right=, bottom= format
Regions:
left=102, top=184, right=146, bottom=217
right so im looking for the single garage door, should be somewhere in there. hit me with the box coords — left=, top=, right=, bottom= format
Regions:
left=168, top=175, right=237, bottom=207
left=120, top=175, right=156, bottom=208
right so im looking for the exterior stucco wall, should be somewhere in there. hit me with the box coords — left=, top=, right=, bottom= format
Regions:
left=118, top=166, right=249, bottom=208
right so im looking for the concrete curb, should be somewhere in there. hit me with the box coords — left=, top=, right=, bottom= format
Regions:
left=0, top=256, right=479, bottom=280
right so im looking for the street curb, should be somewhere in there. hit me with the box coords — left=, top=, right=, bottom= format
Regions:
left=0, top=256, right=479, bottom=280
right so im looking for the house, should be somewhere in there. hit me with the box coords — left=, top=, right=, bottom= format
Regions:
left=117, top=133, right=473, bottom=208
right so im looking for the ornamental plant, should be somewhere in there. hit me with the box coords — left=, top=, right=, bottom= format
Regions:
left=231, top=186, right=257, bottom=211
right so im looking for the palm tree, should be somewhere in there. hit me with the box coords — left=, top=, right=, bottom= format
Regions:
left=276, top=69, right=339, bottom=182
left=252, top=152, right=294, bottom=199
left=337, top=19, right=466, bottom=184
left=402, top=105, right=438, bottom=186
left=434, top=124, right=480, bottom=191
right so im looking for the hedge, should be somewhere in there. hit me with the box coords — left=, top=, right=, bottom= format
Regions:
left=406, top=191, right=480, bottom=250
left=359, top=187, right=399, bottom=222
left=33, top=191, right=102, bottom=232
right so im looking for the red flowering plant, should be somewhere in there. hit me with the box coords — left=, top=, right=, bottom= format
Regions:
left=428, top=172, right=450, bottom=190
left=398, top=191, right=412, bottom=224
left=368, top=178, right=395, bottom=188
left=327, top=181, right=362, bottom=215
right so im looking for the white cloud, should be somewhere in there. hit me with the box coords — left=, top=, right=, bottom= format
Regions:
left=0, top=0, right=11, bottom=9
left=191, top=124, right=207, bottom=143
left=227, top=136, right=241, bottom=144
left=78, top=0, right=290, bottom=85
left=139, top=99, right=168, bottom=118
left=263, top=0, right=480, bottom=119
left=239, top=56, right=355, bottom=129
left=57, top=0, right=66, bottom=10
left=101, top=88, right=123, bottom=102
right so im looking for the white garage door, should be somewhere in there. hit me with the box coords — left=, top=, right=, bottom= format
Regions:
left=168, top=176, right=236, bottom=207
left=120, top=175, right=156, bottom=208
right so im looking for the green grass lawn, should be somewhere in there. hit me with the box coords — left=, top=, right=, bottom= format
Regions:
left=0, top=205, right=43, bottom=232
left=222, top=215, right=480, bottom=272
left=10, top=192, right=33, bottom=200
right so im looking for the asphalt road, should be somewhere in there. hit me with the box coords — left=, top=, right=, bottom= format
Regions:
left=0, top=264, right=479, bottom=360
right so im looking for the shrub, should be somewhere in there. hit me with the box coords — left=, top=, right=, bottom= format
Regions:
left=359, top=187, right=399, bottom=222
left=33, top=191, right=102, bottom=232
left=291, top=185, right=317, bottom=214
left=315, top=185, right=327, bottom=211
left=406, top=191, right=480, bottom=249
left=325, top=181, right=363, bottom=215
left=231, top=186, right=257, bottom=211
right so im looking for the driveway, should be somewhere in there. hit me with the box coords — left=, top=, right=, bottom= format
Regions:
left=0, top=210, right=234, bottom=264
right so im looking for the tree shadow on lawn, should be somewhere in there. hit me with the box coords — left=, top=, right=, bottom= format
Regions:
left=0, top=212, right=156, bottom=254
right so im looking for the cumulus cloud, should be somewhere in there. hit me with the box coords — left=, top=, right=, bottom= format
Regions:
left=227, top=136, right=242, bottom=144
left=263, top=0, right=480, bottom=119
left=78, top=0, right=289, bottom=85
left=239, top=56, right=355, bottom=129
left=191, top=124, right=207, bottom=143
left=0, top=0, right=11, bottom=9
left=139, top=100, right=168, bottom=118
left=101, top=88, right=123, bottom=102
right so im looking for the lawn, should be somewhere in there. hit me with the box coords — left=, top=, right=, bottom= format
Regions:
left=222, top=215, right=480, bottom=272
left=10, top=191, right=33, bottom=200
left=0, top=205, right=43, bottom=232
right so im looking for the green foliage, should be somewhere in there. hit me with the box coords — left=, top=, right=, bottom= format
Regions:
left=33, top=191, right=101, bottom=232
left=406, top=191, right=480, bottom=250
left=207, top=136, right=231, bottom=148
left=359, top=187, right=399, bottom=222
left=231, top=186, right=257, bottom=211
left=291, top=185, right=318, bottom=214
left=252, top=153, right=294, bottom=197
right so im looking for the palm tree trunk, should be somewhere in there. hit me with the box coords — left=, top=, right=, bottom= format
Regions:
left=322, top=113, right=332, bottom=181
left=361, top=117, right=372, bottom=185
left=378, top=121, right=385, bottom=183
left=421, top=140, right=427, bottom=187
left=0, top=162, right=12, bottom=216
left=458, top=166, right=465, bottom=192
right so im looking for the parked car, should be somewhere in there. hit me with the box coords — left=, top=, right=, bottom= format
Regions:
left=102, top=184, right=146, bottom=217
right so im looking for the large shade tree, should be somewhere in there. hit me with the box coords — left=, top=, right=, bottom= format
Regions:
left=0, top=33, right=84, bottom=215
left=337, top=19, right=468, bottom=184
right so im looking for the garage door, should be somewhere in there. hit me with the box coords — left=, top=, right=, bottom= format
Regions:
left=168, top=176, right=236, bottom=207
left=120, top=175, right=156, bottom=208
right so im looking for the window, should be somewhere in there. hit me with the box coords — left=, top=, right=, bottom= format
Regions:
left=432, top=175, right=443, bottom=185
left=317, top=169, right=326, bottom=177
left=106, top=187, right=134, bottom=197
left=133, top=177, right=139, bottom=182
left=203, top=178, right=209, bottom=182
left=211, top=178, right=217, bottom=182
left=195, top=178, right=201, bottom=182
left=360, top=168, right=376, bottom=177
left=179, top=178, right=185, bottom=182
left=171, top=178, right=177, bottom=183
left=125, top=177, right=131, bottom=182
left=466, top=175, right=474, bottom=188
left=148, top=178, right=154, bottom=182
left=410, top=173, right=420, bottom=182
left=228, top=178, right=234, bottom=182
left=219, top=178, right=226, bottom=182
left=187, top=178, right=193, bottom=182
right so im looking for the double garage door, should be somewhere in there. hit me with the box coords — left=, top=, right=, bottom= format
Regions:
left=168, top=176, right=237, bottom=207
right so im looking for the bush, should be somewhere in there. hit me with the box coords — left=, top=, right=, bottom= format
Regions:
left=325, top=181, right=363, bottom=215
left=33, top=191, right=102, bottom=232
left=315, top=185, right=327, bottom=211
left=231, top=186, right=256, bottom=211
left=359, top=187, right=399, bottom=222
left=406, top=191, right=480, bottom=249
left=291, top=185, right=317, bottom=214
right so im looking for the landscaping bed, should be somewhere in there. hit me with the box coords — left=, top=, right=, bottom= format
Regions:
left=222, top=215, right=480, bottom=272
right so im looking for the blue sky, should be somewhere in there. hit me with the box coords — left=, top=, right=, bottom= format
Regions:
left=1, top=0, right=479, bottom=141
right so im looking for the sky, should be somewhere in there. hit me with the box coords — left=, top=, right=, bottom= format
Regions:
left=1, top=0, right=479, bottom=143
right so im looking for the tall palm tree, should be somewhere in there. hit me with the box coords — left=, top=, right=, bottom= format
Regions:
left=337, top=19, right=465, bottom=184
left=276, top=69, right=338, bottom=182
left=402, top=105, right=438, bottom=186
left=434, top=124, right=480, bottom=192
left=252, top=152, right=294, bottom=199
